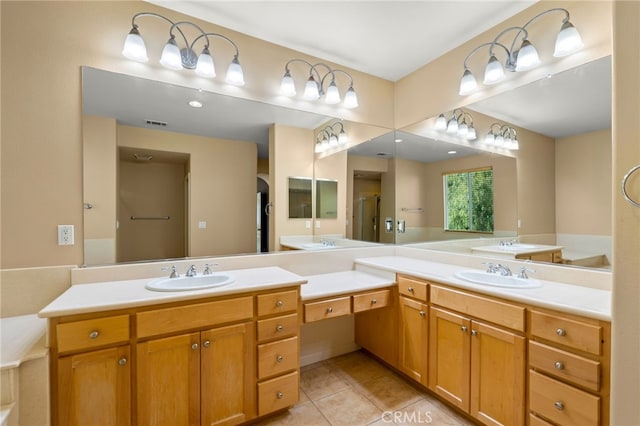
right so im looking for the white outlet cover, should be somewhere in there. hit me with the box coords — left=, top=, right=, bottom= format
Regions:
left=57, top=225, right=74, bottom=245
left=199, top=221, right=207, bottom=229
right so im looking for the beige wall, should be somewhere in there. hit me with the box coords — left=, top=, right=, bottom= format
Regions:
left=314, top=150, right=347, bottom=236
left=556, top=129, right=612, bottom=236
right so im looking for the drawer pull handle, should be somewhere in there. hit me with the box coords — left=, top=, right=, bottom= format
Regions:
left=554, top=361, right=565, bottom=370
left=192, top=343, right=199, bottom=350
left=276, top=300, right=284, bottom=307
left=407, top=286, right=414, bottom=292
left=276, top=324, right=284, bottom=332
left=461, top=326, right=468, bottom=332
left=118, top=358, right=127, bottom=366
left=471, top=330, right=478, bottom=336
left=371, top=299, right=377, bottom=305
left=554, top=401, right=565, bottom=411
left=419, top=311, right=425, bottom=317
left=203, top=340, right=211, bottom=348
left=276, top=355, right=284, bottom=363
left=88, top=331, right=99, bottom=339
left=327, top=307, right=333, bottom=313
left=276, top=391, right=284, bottom=399
left=556, top=328, right=567, bottom=337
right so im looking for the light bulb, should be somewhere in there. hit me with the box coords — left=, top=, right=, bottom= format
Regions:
left=195, top=47, right=216, bottom=78
left=554, top=20, right=584, bottom=57
left=434, top=114, right=447, bottom=130
left=515, top=39, right=540, bottom=71
left=325, top=80, right=341, bottom=104
left=459, top=69, right=478, bottom=95
left=122, top=27, right=148, bottom=62
left=343, top=86, right=359, bottom=108
left=225, top=56, right=245, bottom=86
left=483, top=55, right=505, bottom=85
left=280, top=70, right=296, bottom=96
left=160, top=36, right=183, bottom=70
left=446, top=118, right=459, bottom=134
left=303, top=76, right=320, bottom=100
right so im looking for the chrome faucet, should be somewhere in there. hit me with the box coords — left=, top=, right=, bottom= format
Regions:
left=517, top=266, right=535, bottom=279
left=186, top=265, right=198, bottom=277
left=162, top=266, right=179, bottom=278
left=496, top=264, right=512, bottom=276
left=482, top=262, right=498, bottom=273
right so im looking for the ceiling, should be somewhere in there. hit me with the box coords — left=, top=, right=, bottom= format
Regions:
left=147, top=1, right=536, bottom=81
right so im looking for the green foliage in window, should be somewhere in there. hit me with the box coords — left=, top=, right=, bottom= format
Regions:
left=445, top=169, right=493, bottom=232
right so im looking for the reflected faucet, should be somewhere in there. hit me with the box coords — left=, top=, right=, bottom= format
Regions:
left=162, top=266, right=179, bottom=278
left=496, top=264, right=512, bottom=276
left=186, top=265, right=197, bottom=277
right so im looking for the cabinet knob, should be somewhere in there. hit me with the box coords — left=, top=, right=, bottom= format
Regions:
left=192, top=343, right=199, bottom=350
left=118, top=358, right=127, bottom=366
left=276, top=324, right=284, bottom=332
left=556, top=328, right=567, bottom=337
left=276, top=355, right=284, bottom=363
left=371, top=299, right=377, bottom=305
left=276, top=300, right=284, bottom=307
left=419, top=311, right=425, bottom=317
left=461, top=326, right=468, bottom=332
left=203, top=340, right=211, bottom=348
left=554, top=361, right=565, bottom=370
left=554, top=401, right=565, bottom=411
left=407, top=286, right=414, bottom=292
left=327, top=307, right=333, bottom=313
left=88, top=331, right=99, bottom=339
left=276, top=391, right=284, bottom=399
left=471, top=330, right=478, bottom=336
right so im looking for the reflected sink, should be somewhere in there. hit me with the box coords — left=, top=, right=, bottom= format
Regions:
left=146, top=274, right=235, bottom=292
left=300, top=243, right=336, bottom=250
left=454, top=270, right=542, bottom=289
left=483, top=244, right=537, bottom=251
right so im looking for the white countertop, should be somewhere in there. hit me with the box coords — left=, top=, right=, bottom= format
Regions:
left=1, top=314, right=48, bottom=370
left=354, top=256, right=611, bottom=321
left=38, top=266, right=306, bottom=318
left=470, top=243, right=563, bottom=256
left=301, top=270, right=395, bottom=301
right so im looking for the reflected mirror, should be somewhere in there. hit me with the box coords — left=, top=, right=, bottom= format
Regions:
left=288, top=177, right=312, bottom=219
left=316, top=179, right=338, bottom=219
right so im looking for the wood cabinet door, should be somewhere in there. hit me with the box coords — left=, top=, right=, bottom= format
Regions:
left=57, top=346, right=131, bottom=426
left=470, top=320, right=525, bottom=426
left=399, top=296, right=428, bottom=385
left=428, top=307, right=471, bottom=412
left=355, top=301, right=398, bottom=367
left=201, top=322, right=254, bottom=426
left=137, top=333, right=200, bottom=426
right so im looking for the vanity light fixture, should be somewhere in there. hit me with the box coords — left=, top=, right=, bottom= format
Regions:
left=484, top=123, right=519, bottom=150
left=315, top=122, right=348, bottom=153
left=435, top=109, right=477, bottom=141
left=281, top=59, right=358, bottom=108
left=122, top=12, right=245, bottom=85
left=458, top=7, right=583, bottom=96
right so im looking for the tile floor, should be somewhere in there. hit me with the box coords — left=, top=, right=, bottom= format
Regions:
left=253, top=350, right=476, bottom=425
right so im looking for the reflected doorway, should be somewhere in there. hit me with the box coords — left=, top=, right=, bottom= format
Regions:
left=353, top=172, right=382, bottom=242
left=257, top=175, right=270, bottom=252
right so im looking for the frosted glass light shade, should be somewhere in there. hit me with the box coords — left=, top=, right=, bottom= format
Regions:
left=435, top=114, right=447, bottom=130
left=303, top=76, right=320, bottom=100
left=195, top=47, right=216, bottom=78
left=160, top=37, right=183, bottom=70
left=338, top=130, right=348, bottom=145
left=280, top=71, right=296, bottom=96
left=329, top=134, right=339, bottom=146
left=325, top=80, right=341, bottom=104
left=457, top=123, right=469, bottom=137
left=466, top=126, right=477, bottom=140
left=343, top=86, right=359, bottom=108
left=446, top=118, right=459, bottom=134
left=225, top=56, right=245, bottom=86
left=484, top=133, right=495, bottom=145
left=459, top=69, right=478, bottom=95
left=554, top=21, right=584, bottom=57
left=483, top=55, right=505, bottom=85
left=122, top=28, right=148, bottom=62
left=515, top=39, right=541, bottom=71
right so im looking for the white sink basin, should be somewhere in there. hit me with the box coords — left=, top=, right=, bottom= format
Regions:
left=454, top=270, right=542, bottom=289
left=300, top=243, right=336, bottom=250
left=146, top=274, right=235, bottom=292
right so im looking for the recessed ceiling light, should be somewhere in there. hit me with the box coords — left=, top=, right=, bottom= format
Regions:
left=395, top=138, right=403, bottom=143
left=188, top=100, right=203, bottom=108
left=448, top=150, right=457, bottom=155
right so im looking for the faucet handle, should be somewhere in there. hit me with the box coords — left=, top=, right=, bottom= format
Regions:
left=517, top=266, right=535, bottom=279
left=161, top=266, right=179, bottom=278
left=481, top=262, right=497, bottom=273
left=186, top=264, right=198, bottom=277
left=202, top=263, right=219, bottom=275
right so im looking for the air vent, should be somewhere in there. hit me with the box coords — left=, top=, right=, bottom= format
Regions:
left=145, top=119, right=167, bottom=127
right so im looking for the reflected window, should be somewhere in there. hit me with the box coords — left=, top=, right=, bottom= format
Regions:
left=444, top=167, right=494, bottom=233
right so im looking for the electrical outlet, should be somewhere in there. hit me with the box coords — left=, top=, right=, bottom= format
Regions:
left=58, top=225, right=74, bottom=245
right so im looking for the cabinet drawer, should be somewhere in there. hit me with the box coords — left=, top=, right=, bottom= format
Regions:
left=258, top=371, right=299, bottom=416
left=257, top=313, right=298, bottom=342
left=530, top=310, right=602, bottom=355
left=397, top=275, right=428, bottom=301
left=303, top=296, right=351, bottom=323
left=57, top=315, right=129, bottom=353
left=258, top=336, right=299, bottom=379
left=529, top=413, right=555, bottom=426
left=529, top=341, right=600, bottom=392
left=137, top=296, right=253, bottom=338
left=353, top=289, right=392, bottom=313
left=430, top=285, right=525, bottom=332
left=529, top=370, right=600, bottom=426
left=257, top=290, right=298, bottom=317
